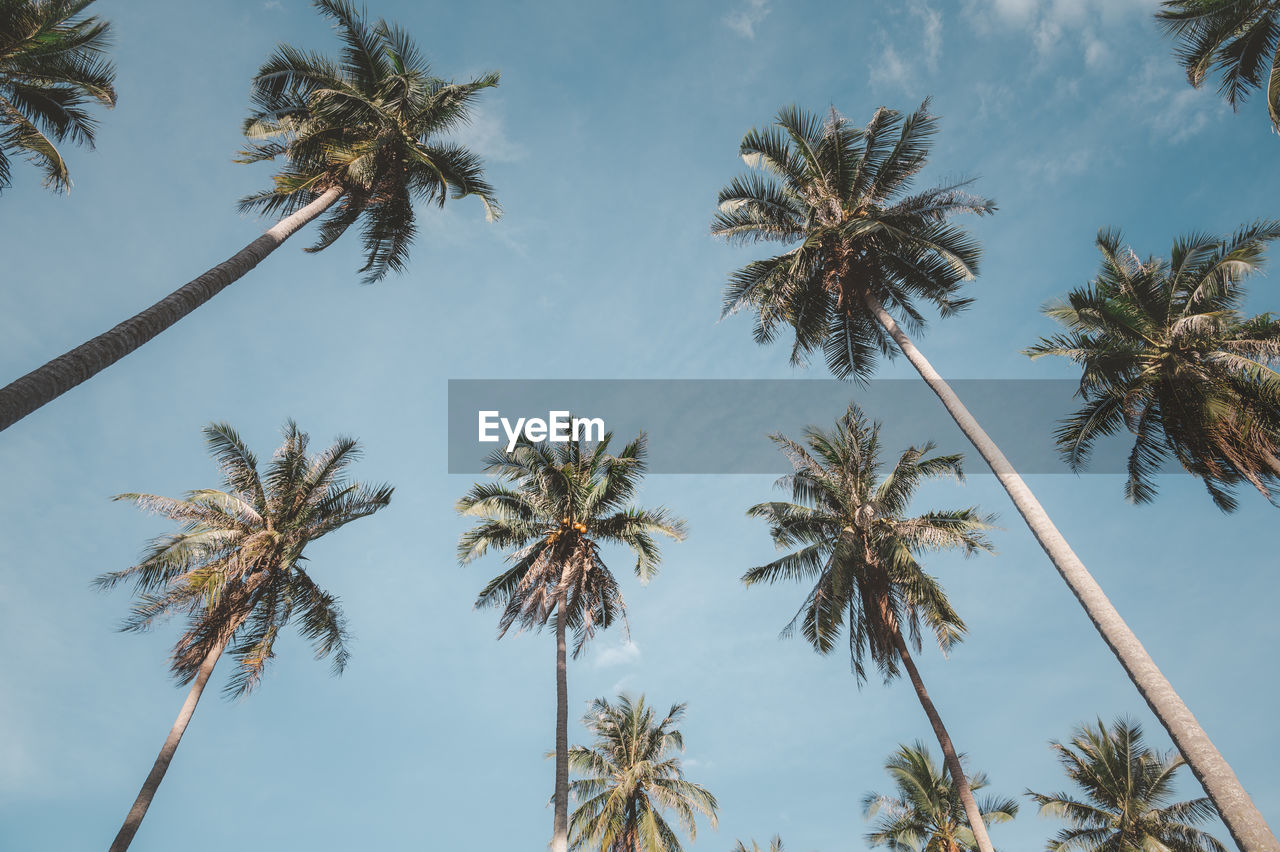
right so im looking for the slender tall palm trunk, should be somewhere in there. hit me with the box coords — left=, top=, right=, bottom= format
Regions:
left=108, top=637, right=230, bottom=852
left=864, top=291, right=1279, bottom=852
left=0, top=186, right=344, bottom=433
left=624, top=798, right=638, bottom=852
left=889, top=628, right=995, bottom=852
left=552, top=599, right=570, bottom=852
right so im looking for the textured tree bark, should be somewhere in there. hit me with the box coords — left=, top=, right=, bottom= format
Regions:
left=107, top=636, right=230, bottom=852
left=551, top=599, right=570, bottom=852
left=864, top=291, right=1278, bottom=852
left=0, top=186, right=344, bottom=433
left=891, top=628, right=995, bottom=852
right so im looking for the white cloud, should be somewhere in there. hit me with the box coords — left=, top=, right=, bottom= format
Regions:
left=869, top=42, right=912, bottom=90
left=610, top=674, right=638, bottom=695
left=451, top=102, right=526, bottom=164
left=990, top=0, right=1039, bottom=22
left=1125, top=57, right=1221, bottom=144
left=868, top=2, right=942, bottom=90
left=724, top=0, right=770, bottom=39
left=1082, top=31, right=1111, bottom=70
left=1018, top=147, right=1092, bottom=184
left=593, top=639, right=642, bottom=668
left=911, top=1, right=944, bottom=71
left=965, top=0, right=1157, bottom=66
left=975, top=81, right=1015, bottom=120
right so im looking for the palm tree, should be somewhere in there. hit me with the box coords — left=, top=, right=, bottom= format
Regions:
left=0, top=0, right=499, bottom=433
left=733, top=838, right=786, bottom=852
left=1028, top=718, right=1228, bottom=852
left=98, top=420, right=393, bottom=851
left=864, top=742, right=1018, bottom=852
left=1157, top=1, right=1280, bottom=132
left=743, top=404, right=998, bottom=852
left=0, top=0, right=116, bottom=192
left=711, top=101, right=1278, bottom=852
left=566, top=694, right=718, bottom=852
left=1026, top=225, right=1280, bottom=511
left=457, top=434, right=686, bottom=852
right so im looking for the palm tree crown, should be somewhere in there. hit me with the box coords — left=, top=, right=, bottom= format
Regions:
left=864, top=742, right=1018, bottom=852
left=1157, top=0, right=1280, bottom=131
left=0, top=0, right=116, bottom=192
left=239, top=0, right=500, bottom=282
left=567, top=694, right=718, bottom=852
left=97, top=420, right=393, bottom=696
left=733, top=838, right=786, bottom=852
left=1028, top=718, right=1228, bottom=852
left=457, top=433, right=685, bottom=653
left=744, top=404, right=993, bottom=682
left=1026, top=225, right=1280, bottom=511
left=711, top=100, right=994, bottom=380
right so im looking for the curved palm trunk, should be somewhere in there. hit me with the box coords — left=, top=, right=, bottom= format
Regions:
left=108, top=637, right=230, bottom=852
left=0, top=186, right=343, bottom=433
left=864, top=292, right=1279, bottom=852
left=890, top=628, right=995, bottom=852
left=552, top=600, right=570, bottom=852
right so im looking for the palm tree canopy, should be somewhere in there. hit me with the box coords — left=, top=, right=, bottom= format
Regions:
left=96, top=421, right=393, bottom=697
left=567, top=694, right=718, bottom=852
left=457, top=432, right=685, bottom=655
left=744, top=403, right=995, bottom=683
left=711, top=101, right=995, bottom=381
left=864, top=741, right=1018, bottom=852
left=238, top=0, right=500, bottom=282
left=732, top=837, right=786, bottom=852
left=1028, top=717, right=1228, bottom=852
left=1157, top=0, right=1280, bottom=130
left=0, top=0, right=116, bottom=192
left=1026, top=224, right=1280, bottom=511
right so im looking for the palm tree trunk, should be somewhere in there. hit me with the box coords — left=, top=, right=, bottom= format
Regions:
left=107, top=636, right=231, bottom=852
left=890, top=627, right=995, bottom=852
left=552, top=598, right=570, bottom=852
left=626, top=797, right=638, bottom=852
left=863, top=291, right=1279, bottom=852
left=0, top=186, right=344, bottom=433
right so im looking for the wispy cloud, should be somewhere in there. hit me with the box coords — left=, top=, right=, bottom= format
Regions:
left=610, top=673, right=638, bottom=695
left=593, top=639, right=642, bottom=668
left=965, top=0, right=1156, bottom=68
left=912, top=1, right=943, bottom=72
left=868, top=2, right=942, bottom=90
left=1125, top=57, right=1222, bottom=144
left=451, top=102, right=527, bottom=164
left=1018, top=147, right=1093, bottom=184
left=975, top=81, right=1015, bottom=120
left=869, top=42, right=912, bottom=90
left=724, top=0, right=770, bottom=39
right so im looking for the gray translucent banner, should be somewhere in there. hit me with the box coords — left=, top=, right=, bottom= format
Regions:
left=447, top=379, right=1153, bottom=475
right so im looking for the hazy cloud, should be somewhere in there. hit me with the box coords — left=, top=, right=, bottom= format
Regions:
left=1018, top=147, right=1093, bottom=184
left=724, top=0, right=770, bottom=39
left=966, top=0, right=1156, bottom=68
left=869, top=2, right=942, bottom=90
left=912, top=1, right=943, bottom=71
left=593, top=639, right=642, bottom=668
left=1126, top=57, right=1221, bottom=144
left=452, top=102, right=526, bottom=163
left=869, top=42, right=912, bottom=90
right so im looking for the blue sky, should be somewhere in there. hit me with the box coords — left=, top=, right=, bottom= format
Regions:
left=2, top=0, right=1278, bottom=850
